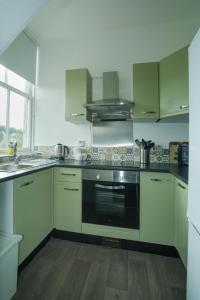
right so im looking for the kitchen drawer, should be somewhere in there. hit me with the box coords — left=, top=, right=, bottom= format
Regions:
left=54, top=182, right=82, bottom=232
left=14, top=172, right=37, bottom=188
left=54, top=167, right=81, bottom=182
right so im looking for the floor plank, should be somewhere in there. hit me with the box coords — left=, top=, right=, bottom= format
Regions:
left=80, top=247, right=110, bottom=300
left=56, top=259, right=90, bottom=300
left=12, top=238, right=186, bottom=300
left=104, top=287, right=128, bottom=300
left=128, top=259, right=151, bottom=300
left=107, top=248, right=128, bottom=291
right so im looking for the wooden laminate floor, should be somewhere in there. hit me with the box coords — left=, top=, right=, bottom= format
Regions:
left=13, top=238, right=186, bottom=300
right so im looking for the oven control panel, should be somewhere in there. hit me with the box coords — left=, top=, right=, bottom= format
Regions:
left=82, top=169, right=139, bottom=184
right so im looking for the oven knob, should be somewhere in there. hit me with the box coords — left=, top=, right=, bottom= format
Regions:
left=96, top=174, right=100, bottom=180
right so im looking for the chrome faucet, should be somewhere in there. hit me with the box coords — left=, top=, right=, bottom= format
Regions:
left=14, top=154, right=22, bottom=164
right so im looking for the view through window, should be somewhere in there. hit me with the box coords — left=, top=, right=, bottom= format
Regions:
left=0, top=64, right=34, bottom=150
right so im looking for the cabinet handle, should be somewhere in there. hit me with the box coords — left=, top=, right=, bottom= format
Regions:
left=141, top=111, right=156, bottom=114
left=20, top=180, right=34, bottom=187
left=180, top=105, right=189, bottom=110
left=71, top=113, right=85, bottom=116
left=61, top=173, right=76, bottom=176
left=177, top=182, right=186, bottom=190
left=150, top=178, right=169, bottom=182
left=95, top=184, right=125, bottom=190
left=64, top=188, right=79, bottom=191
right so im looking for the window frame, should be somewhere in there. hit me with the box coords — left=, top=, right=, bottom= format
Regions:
left=0, top=67, right=34, bottom=152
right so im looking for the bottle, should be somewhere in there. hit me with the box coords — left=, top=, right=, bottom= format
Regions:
left=7, top=141, right=17, bottom=156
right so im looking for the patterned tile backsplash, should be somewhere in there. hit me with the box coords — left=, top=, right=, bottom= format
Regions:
left=35, top=145, right=169, bottom=163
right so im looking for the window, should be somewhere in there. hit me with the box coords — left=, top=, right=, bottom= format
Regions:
left=0, top=64, right=34, bottom=150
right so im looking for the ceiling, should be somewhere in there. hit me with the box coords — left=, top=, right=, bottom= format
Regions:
left=26, top=0, right=200, bottom=53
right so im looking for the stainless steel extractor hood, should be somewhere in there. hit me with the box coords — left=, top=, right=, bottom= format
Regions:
left=84, top=71, right=134, bottom=121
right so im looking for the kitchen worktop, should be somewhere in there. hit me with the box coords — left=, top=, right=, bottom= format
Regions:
left=0, top=159, right=188, bottom=184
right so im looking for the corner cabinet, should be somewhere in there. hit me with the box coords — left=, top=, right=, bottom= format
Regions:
left=54, top=168, right=82, bottom=233
left=140, top=172, right=174, bottom=245
left=133, top=62, right=159, bottom=121
left=159, top=47, right=189, bottom=118
left=174, top=178, right=188, bottom=268
left=13, top=169, right=53, bottom=264
left=65, top=68, right=92, bottom=122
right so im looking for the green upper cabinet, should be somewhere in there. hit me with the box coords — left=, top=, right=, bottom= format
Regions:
left=65, top=68, right=92, bottom=122
left=133, top=62, right=159, bottom=121
left=174, top=178, right=188, bottom=268
left=159, top=47, right=189, bottom=118
left=140, top=172, right=174, bottom=246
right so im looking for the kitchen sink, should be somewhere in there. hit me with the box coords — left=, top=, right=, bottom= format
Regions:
left=0, top=163, right=35, bottom=172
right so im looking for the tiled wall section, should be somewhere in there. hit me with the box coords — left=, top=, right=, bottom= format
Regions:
left=35, top=146, right=169, bottom=163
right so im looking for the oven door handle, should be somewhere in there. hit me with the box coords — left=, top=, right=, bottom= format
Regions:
left=95, top=184, right=125, bottom=190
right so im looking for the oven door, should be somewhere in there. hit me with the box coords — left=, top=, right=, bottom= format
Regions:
left=82, top=180, right=139, bottom=229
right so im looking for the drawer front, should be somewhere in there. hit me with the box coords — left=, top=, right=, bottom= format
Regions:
left=54, top=182, right=82, bottom=232
left=54, top=167, right=81, bottom=182
left=14, top=173, right=37, bottom=189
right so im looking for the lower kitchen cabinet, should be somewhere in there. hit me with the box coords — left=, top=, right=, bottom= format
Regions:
left=140, top=172, right=174, bottom=246
left=13, top=169, right=53, bottom=264
left=82, top=223, right=139, bottom=241
left=54, top=168, right=82, bottom=233
left=174, top=178, right=188, bottom=268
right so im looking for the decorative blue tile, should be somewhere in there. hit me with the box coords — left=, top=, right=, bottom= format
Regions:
left=155, top=156, right=163, bottom=163
left=163, top=148, right=169, bottom=155
left=120, top=154, right=126, bottom=161
left=92, top=147, right=99, bottom=153
left=126, top=148, right=133, bottom=154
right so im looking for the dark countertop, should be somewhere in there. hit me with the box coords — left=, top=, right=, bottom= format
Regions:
left=0, top=160, right=188, bottom=184
left=57, top=160, right=188, bottom=184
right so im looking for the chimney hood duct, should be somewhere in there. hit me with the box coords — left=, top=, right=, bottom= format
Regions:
left=84, top=71, right=134, bottom=121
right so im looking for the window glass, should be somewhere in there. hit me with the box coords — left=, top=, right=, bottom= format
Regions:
left=0, top=65, right=33, bottom=151
left=0, top=86, right=8, bottom=148
left=7, top=69, right=26, bottom=92
left=7, top=68, right=34, bottom=95
left=9, top=92, right=29, bottom=149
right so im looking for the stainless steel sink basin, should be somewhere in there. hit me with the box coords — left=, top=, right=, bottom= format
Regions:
left=0, top=163, right=35, bottom=172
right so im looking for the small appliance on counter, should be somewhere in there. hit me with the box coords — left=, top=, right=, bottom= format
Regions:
left=72, top=146, right=87, bottom=161
left=54, top=143, right=69, bottom=160
left=178, top=143, right=189, bottom=165
left=169, top=141, right=189, bottom=165
left=135, top=139, right=155, bottom=164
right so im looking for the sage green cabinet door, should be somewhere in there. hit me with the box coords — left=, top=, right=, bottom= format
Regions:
left=65, top=68, right=92, bottom=122
left=54, top=182, right=81, bottom=232
left=133, top=62, right=159, bottom=121
left=35, top=169, right=53, bottom=241
left=140, top=172, right=174, bottom=245
left=160, top=47, right=189, bottom=118
left=13, top=169, right=53, bottom=264
left=174, top=178, right=188, bottom=268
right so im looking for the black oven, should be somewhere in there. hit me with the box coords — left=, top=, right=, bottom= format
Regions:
left=82, top=169, right=139, bottom=229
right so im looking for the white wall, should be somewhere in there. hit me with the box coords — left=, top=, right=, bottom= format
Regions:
left=133, top=123, right=188, bottom=148
left=0, top=0, right=47, bottom=55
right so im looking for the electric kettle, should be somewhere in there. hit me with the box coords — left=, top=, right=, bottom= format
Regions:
left=55, top=143, right=69, bottom=160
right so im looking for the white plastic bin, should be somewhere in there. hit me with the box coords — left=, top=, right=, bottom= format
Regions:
left=0, top=232, right=22, bottom=300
